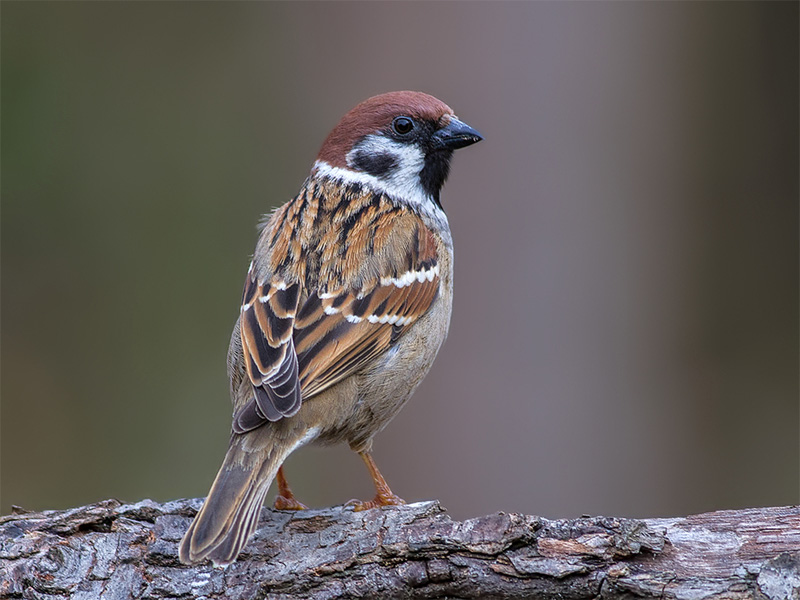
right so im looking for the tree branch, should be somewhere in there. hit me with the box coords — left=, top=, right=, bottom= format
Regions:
left=1, top=498, right=798, bottom=599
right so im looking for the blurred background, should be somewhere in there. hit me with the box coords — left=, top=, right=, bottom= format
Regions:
left=3, top=2, right=797, bottom=521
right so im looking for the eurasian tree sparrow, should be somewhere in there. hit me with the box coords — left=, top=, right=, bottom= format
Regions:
left=180, top=91, right=482, bottom=566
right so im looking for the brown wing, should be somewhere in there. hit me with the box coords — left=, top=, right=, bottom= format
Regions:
left=293, top=253, right=440, bottom=398
left=233, top=271, right=302, bottom=432
left=232, top=180, right=441, bottom=433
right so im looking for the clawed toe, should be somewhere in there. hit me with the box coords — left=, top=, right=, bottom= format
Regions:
left=345, top=493, right=405, bottom=512
left=274, top=495, right=308, bottom=511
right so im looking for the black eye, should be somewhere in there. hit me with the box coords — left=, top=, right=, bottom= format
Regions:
left=392, top=116, right=414, bottom=135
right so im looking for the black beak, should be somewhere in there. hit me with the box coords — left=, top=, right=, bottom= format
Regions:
left=432, top=117, right=483, bottom=150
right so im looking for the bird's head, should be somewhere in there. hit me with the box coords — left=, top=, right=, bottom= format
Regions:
left=315, top=91, right=482, bottom=209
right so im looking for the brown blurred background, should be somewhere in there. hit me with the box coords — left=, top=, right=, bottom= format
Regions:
left=3, top=2, right=797, bottom=521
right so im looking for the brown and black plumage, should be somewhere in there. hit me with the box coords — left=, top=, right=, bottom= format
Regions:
left=180, top=91, right=482, bottom=566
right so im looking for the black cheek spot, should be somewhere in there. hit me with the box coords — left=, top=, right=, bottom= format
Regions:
left=351, top=150, right=398, bottom=178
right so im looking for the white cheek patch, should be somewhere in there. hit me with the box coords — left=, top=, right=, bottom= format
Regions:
left=313, top=132, right=437, bottom=215
left=345, top=135, right=427, bottom=204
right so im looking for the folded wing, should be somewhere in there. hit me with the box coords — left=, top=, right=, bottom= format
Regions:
left=234, top=213, right=440, bottom=433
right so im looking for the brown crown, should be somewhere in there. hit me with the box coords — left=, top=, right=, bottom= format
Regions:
left=316, top=91, right=454, bottom=168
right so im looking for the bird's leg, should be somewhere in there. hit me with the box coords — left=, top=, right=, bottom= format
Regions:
left=273, top=466, right=308, bottom=510
left=348, top=451, right=405, bottom=511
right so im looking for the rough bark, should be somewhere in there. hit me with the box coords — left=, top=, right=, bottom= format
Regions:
left=1, top=498, right=798, bottom=600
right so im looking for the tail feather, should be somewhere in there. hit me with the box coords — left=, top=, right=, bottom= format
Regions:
left=179, top=430, right=298, bottom=566
left=210, top=482, right=271, bottom=565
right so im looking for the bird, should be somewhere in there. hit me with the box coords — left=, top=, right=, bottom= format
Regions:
left=179, top=91, right=482, bottom=566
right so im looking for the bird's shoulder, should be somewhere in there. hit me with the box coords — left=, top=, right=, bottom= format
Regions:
left=252, top=176, right=445, bottom=295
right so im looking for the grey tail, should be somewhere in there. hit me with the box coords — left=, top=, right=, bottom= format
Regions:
left=179, top=434, right=293, bottom=566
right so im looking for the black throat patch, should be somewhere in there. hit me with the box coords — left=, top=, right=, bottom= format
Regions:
left=420, top=149, right=454, bottom=208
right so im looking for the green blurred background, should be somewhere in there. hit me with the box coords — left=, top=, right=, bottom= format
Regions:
left=3, top=2, right=798, bottom=520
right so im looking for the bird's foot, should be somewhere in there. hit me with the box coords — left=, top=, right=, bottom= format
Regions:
left=273, top=465, right=307, bottom=510
left=274, top=495, right=308, bottom=511
left=346, top=492, right=405, bottom=512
